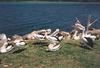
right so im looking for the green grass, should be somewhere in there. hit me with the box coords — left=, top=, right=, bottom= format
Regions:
left=0, top=39, right=100, bottom=68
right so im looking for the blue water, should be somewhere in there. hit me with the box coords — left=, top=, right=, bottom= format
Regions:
left=0, top=3, right=100, bottom=36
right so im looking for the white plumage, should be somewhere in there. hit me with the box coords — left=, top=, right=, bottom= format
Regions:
left=45, top=29, right=63, bottom=51
left=73, top=18, right=96, bottom=49
left=46, top=43, right=61, bottom=51
left=0, top=43, right=14, bottom=53
left=14, top=40, right=25, bottom=46
left=81, top=28, right=96, bottom=49
left=33, top=33, right=45, bottom=40
left=73, top=30, right=80, bottom=40
left=0, top=34, right=14, bottom=53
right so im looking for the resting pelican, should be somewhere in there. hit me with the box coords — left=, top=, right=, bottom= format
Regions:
left=0, top=34, right=14, bottom=53
left=45, top=29, right=63, bottom=42
left=46, top=43, right=61, bottom=51
left=0, top=42, right=14, bottom=53
left=34, top=29, right=51, bottom=40
left=12, top=35, right=25, bottom=46
left=45, top=29, right=63, bottom=51
left=60, top=31, right=71, bottom=40
left=88, top=28, right=100, bottom=39
left=23, top=29, right=51, bottom=40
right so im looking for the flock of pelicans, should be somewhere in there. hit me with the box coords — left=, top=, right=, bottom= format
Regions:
left=0, top=15, right=100, bottom=53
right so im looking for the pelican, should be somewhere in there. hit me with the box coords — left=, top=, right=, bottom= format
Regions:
left=45, top=29, right=63, bottom=43
left=34, top=29, right=51, bottom=40
left=72, top=30, right=80, bottom=40
left=88, top=28, right=100, bottom=34
left=0, top=42, right=14, bottom=53
left=72, top=17, right=96, bottom=49
left=23, top=29, right=51, bottom=40
left=46, top=43, right=61, bottom=51
left=88, top=28, right=100, bottom=39
left=45, top=29, right=63, bottom=51
left=12, top=35, right=25, bottom=46
left=23, top=33, right=35, bottom=40
left=73, top=21, right=96, bottom=49
left=81, top=28, right=96, bottom=49
left=60, top=31, right=71, bottom=40
left=72, top=19, right=85, bottom=40
left=0, top=34, right=14, bottom=53
left=80, top=15, right=97, bottom=49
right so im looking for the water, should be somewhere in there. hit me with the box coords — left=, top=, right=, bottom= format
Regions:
left=0, top=3, right=100, bottom=36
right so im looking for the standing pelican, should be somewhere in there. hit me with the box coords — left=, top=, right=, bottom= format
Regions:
left=81, top=27, right=96, bottom=49
left=80, top=15, right=97, bottom=49
left=72, top=17, right=96, bottom=49
left=72, top=19, right=85, bottom=40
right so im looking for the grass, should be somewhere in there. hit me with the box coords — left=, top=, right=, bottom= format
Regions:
left=0, top=39, right=100, bottom=68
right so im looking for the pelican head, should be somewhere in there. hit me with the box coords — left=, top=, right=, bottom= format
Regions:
left=46, top=29, right=51, bottom=34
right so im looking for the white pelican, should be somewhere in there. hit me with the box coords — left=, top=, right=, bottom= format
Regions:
left=12, top=35, right=25, bottom=46
left=88, top=28, right=100, bottom=39
left=72, top=30, right=80, bottom=40
left=13, top=39, right=25, bottom=46
left=34, top=29, right=51, bottom=40
left=80, top=15, right=98, bottom=49
left=81, top=28, right=96, bottom=49
left=0, top=42, right=14, bottom=53
left=23, top=29, right=51, bottom=40
left=0, top=34, right=14, bottom=53
left=71, top=18, right=85, bottom=40
left=45, top=29, right=63, bottom=51
left=45, top=29, right=63, bottom=42
left=46, top=43, right=61, bottom=51
left=72, top=17, right=96, bottom=49
left=60, top=31, right=71, bottom=40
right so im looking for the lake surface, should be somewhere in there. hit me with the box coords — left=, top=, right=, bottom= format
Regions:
left=0, top=2, right=100, bottom=36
